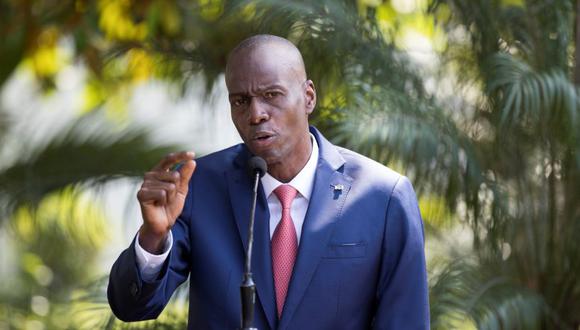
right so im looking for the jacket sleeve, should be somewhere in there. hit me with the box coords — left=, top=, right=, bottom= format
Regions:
left=107, top=202, right=192, bottom=322
left=372, top=176, right=430, bottom=329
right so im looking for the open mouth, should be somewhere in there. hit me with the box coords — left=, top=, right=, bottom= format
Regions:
left=253, top=132, right=274, bottom=140
left=252, top=132, right=275, bottom=146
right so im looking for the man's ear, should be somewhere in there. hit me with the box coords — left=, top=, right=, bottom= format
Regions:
left=305, top=79, right=316, bottom=115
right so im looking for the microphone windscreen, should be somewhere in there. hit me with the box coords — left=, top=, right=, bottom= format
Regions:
left=247, top=156, right=267, bottom=178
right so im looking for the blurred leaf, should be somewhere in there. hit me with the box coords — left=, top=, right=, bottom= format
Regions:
left=428, top=0, right=580, bottom=327
left=429, top=259, right=551, bottom=330
left=70, top=276, right=190, bottom=329
left=0, top=111, right=175, bottom=218
left=419, top=195, right=454, bottom=229
left=485, top=53, right=580, bottom=143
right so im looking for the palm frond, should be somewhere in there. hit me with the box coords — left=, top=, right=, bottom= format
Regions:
left=0, top=111, right=176, bottom=220
left=431, top=0, right=573, bottom=71
left=429, top=258, right=570, bottom=330
left=332, top=85, right=483, bottom=210
left=485, top=53, right=579, bottom=140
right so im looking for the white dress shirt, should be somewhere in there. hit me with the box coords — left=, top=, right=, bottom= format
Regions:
left=260, top=134, right=318, bottom=242
left=135, top=134, right=319, bottom=281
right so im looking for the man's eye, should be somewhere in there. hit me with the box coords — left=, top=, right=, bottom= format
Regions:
left=264, top=91, right=280, bottom=99
left=232, top=98, right=248, bottom=107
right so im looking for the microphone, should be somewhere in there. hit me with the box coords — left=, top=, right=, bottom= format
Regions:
left=247, top=156, right=267, bottom=178
left=240, top=156, right=267, bottom=330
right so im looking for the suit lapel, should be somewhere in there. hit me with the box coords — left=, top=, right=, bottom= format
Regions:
left=278, top=128, right=353, bottom=329
left=226, top=152, right=277, bottom=330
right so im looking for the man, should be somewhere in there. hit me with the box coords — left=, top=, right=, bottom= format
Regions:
left=108, top=35, right=429, bottom=329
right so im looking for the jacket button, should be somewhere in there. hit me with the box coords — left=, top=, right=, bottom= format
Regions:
left=130, top=282, right=139, bottom=297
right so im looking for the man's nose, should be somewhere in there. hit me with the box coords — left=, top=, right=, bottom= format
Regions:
left=248, top=97, right=269, bottom=124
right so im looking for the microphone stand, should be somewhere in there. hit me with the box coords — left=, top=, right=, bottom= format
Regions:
left=240, top=169, right=260, bottom=330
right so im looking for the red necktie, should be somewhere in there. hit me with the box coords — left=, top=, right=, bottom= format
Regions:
left=272, top=184, right=298, bottom=318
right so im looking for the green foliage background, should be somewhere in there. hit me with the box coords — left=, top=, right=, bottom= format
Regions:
left=0, top=0, right=579, bottom=329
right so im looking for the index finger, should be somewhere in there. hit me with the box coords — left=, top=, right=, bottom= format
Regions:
left=152, top=151, right=195, bottom=171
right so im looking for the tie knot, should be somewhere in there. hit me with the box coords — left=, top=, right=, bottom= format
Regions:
left=274, top=184, right=298, bottom=210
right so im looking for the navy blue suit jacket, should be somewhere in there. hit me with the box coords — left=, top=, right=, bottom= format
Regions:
left=108, top=127, right=430, bottom=329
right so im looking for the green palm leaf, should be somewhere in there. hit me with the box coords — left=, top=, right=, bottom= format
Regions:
left=429, top=259, right=559, bottom=330
left=0, top=111, right=175, bottom=220
left=486, top=53, right=580, bottom=142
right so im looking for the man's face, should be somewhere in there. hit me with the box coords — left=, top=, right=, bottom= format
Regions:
left=225, top=45, right=316, bottom=169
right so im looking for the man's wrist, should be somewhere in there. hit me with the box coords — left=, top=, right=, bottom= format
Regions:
left=135, top=231, right=173, bottom=282
left=138, top=226, right=169, bottom=255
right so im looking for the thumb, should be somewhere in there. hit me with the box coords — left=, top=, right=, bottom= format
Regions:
left=177, top=159, right=196, bottom=193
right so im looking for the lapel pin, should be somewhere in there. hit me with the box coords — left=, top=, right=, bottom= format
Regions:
left=332, top=184, right=344, bottom=192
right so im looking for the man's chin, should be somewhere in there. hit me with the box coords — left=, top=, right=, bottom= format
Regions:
left=257, top=153, right=278, bottom=164
left=248, top=150, right=279, bottom=166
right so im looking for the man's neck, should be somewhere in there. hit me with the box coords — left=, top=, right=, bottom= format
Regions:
left=267, top=134, right=313, bottom=182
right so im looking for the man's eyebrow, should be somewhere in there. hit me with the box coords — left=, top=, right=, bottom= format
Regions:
left=262, top=84, right=286, bottom=90
left=228, top=84, right=288, bottom=98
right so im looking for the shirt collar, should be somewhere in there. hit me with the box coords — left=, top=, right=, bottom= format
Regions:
left=261, top=133, right=319, bottom=200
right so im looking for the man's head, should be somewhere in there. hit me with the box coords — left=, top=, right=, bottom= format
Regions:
left=225, top=35, right=316, bottom=182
